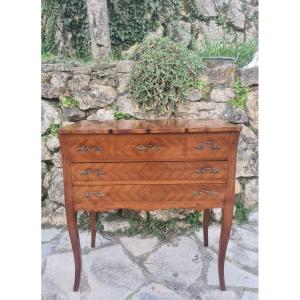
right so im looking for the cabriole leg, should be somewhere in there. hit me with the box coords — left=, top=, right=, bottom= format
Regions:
left=67, top=211, right=81, bottom=292
left=218, top=204, right=234, bottom=291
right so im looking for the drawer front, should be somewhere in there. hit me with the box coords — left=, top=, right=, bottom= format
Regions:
left=67, top=135, right=113, bottom=161
left=73, top=184, right=226, bottom=211
left=66, top=133, right=230, bottom=162
left=71, top=161, right=228, bottom=182
left=187, top=133, right=230, bottom=160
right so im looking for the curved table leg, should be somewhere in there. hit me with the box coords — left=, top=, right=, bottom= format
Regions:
left=203, top=209, right=210, bottom=247
left=90, top=211, right=96, bottom=248
left=218, top=204, right=234, bottom=291
left=67, top=211, right=81, bottom=292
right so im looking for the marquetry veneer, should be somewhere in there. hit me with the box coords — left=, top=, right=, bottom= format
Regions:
left=59, top=119, right=241, bottom=292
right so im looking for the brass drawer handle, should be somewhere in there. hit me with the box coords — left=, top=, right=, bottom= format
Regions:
left=194, top=142, right=221, bottom=151
left=195, top=167, right=220, bottom=174
left=83, top=191, right=106, bottom=198
left=77, top=145, right=104, bottom=152
left=136, top=144, right=160, bottom=151
left=80, top=169, right=105, bottom=176
left=193, top=190, right=217, bottom=196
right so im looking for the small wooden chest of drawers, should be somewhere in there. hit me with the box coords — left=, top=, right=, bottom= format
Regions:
left=59, top=119, right=241, bottom=292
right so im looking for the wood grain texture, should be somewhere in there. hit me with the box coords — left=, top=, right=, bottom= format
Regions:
left=71, top=161, right=228, bottom=182
left=218, top=132, right=240, bottom=290
left=73, top=184, right=226, bottom=211
left=59, top=119, right=241, bottom=292
left=59, top=119, right=241, bottom=135
left=66, top=133, right=231, bottom=162
left=59, top=133, right=82, bottom=292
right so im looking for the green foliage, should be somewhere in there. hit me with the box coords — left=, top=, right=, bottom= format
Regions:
left=123, top=214, right=201, bottom=241
left=58, top=95, right=79, bottom=108
left=230, top=79, right=249, bottom=109
left=186, top=211, right=202, bottom=226
left=114, top=111, right=136, bottom=120
left=107, top=0, right=181, bottom=49
left=60, top=0, right=91, bottom=59
left=50, top=124, right=60, bottom=137
left=196, top=39, right=258, bottom=68
left=78, top=211, right=103, bottom=231
left=215, top=13, right=228, bottom=27
left=78, top=210, right=202, bottom=241
left=235, top=201, right=251, bottom=224
left=42, top=0, right=60, bottom=55
left=129, top=37, right=204, bottom=116
left=41, top=0, right=91, bottom=60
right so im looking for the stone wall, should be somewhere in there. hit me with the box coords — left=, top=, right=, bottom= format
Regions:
left=41, top=59, right=258, bottom=225
left=45, top=0, right=258, bottom=57
left=167, top=0, right=258, bottom=46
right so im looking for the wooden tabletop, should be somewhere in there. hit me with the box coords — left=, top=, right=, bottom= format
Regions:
left=58, top=119, right=242, bottom=135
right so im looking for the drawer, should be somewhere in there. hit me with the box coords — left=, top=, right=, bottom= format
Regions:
left=73, top=184, right=226, bottom=211
left=66, top=135, right=114, bottom=161
left=186, top=133, right=230, bottom=160
left=71, top=161, right=228, bottom=183
left=66, top=133, right=230, bottom=162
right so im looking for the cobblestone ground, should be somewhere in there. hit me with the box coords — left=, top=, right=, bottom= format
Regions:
left=42, top=211, right=258, bottom=300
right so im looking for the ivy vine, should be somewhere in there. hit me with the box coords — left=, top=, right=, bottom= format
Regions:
left=59, top=0, right=91, bottom=59
left=41, top=0, right=60, bottom=55
left=107, top=0, right=181, bottom=49
left=42, top=0, right=91, bottom=59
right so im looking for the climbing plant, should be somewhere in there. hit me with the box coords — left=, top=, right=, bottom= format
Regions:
left=129, top=37, right=204, bottom=116
left=107, top=0, right=181, bottom=49
left=59, top=0, right=91, bottom=59
left=41, top=0, right=60, bottom=55
left=42, top=0, right=91, bottom=59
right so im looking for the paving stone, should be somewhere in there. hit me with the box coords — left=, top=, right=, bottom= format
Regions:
left=242, top=291, right=258, bottom=300
left=207, top=259, right=258, bottom=288
left=42, top=242, right=54, bottom=260
left=240, top=223, right=258, bottom=234
left=131, top=283, right=182, bottom=300
left=85, top=245, right=146, bottom=299
left=43, top=252, right=90, bottom=293
left=195, top=224, right=220, bottom=247
left=120, top=235, right=158, bottom=257
left=56, top=230, right=111, bottom=251
left=231, top=226, right=258, bottom=252
left=248, top=211, right=258, bottom=224
left=41, top=276, right=68, bottom=300
left=195, top=224, right=258, bottom=270
left=144, top=236, right=202, bottom=288
left=201, top=289, right=239, bottom=300
left=226, top=243, right=258, bottom=271
left=42, top=228, right=62, bottom=242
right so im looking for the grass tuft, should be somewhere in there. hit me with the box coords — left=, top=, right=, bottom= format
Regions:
left=235, top=201, right=251, bottom=224
left=230, top=79, right=249, bottom=110
left=58, top=95, right=79, bottom=108
left=196, top=39, right=258, bottom=68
